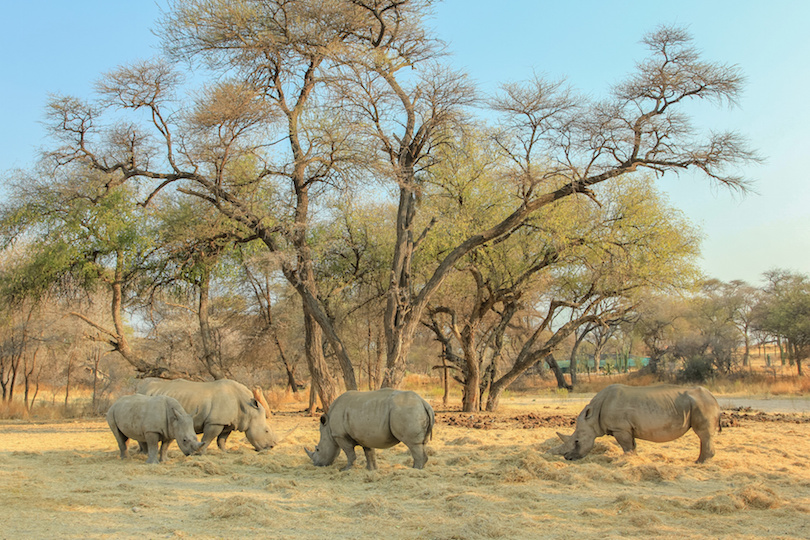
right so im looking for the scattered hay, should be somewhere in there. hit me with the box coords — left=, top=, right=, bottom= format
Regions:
left=692, top=493, right=746, bottom=514
left=691, top=485, right=782, bottom=514
left=183, top=458, right=224, bottom=476
left=351, top=497, right=403, bottom=518
left=207, top=495, right=269, bottom=520
left=445, top=436, right=484, bottom=446
left=2, top=398, right=809, bottom=539
left=737, top=485, right=782, bottom=509
left=624, top=463, right=680, bottom=483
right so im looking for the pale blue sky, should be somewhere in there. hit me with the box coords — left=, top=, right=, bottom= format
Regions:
left=2, top=1, right=808, bottom=285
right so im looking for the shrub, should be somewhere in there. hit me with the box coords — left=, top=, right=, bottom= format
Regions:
left=678, top=356, right=714, bottom=383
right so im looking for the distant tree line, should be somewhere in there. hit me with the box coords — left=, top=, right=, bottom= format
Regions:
left=0, top=1, right=764, bottom=412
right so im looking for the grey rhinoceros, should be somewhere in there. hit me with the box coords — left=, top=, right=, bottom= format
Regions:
left=107, top=394, right=203, bottom=464
left=137, top=378, right=285, bottom=452
left=551, top=384, right=722, bottom=463
left=305, top=388, right=435, bottom=471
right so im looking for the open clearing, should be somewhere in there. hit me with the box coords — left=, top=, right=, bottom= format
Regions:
left=1, top=396, right=809, bottom=539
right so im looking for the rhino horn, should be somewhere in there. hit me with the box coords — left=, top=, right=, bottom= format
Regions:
left=304, top=447, right=314, bottom=459
left=556, top=432, right=571, bottom=442
left=252, top=387, right=272, bottom=418
left=277, top=425, right=299, bottom=444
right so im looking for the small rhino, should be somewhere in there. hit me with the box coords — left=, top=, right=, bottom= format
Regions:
left=107, top=394, right=203, bottom=464
left=551, top=384, right=721, bottom=463
left=306, top=388, right=434, bottom=471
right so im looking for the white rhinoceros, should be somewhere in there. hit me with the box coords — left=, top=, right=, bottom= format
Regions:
left=107, top=394, right=203, bottom=464
left=551, top=384, right=721, bottom=463
left=306, top=388, right=435, bottom=471
left=137, top=378, right=284, bottom=452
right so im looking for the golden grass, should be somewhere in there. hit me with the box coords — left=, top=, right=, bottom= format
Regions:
left=1, top=396, right=809, bottom=539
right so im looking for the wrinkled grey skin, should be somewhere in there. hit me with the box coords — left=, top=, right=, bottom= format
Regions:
left=137, top=378, right=279, bottom=452
left=106, top=394, right=203, bottom=464
left=305, top=389, right=435, bottom=471
left=551, top=384, right=722, bottom=463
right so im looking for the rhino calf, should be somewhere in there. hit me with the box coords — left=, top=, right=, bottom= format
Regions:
left=551, top=384, right=721, bottom=463
left=306, top=389, right=435, bottom=471
left=107, top=394, right=203, bottom=464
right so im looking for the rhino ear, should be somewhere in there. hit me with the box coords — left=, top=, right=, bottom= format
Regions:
left=250, top=398, right=260, bottom=410
left=583, top=406, right=593, bottom=420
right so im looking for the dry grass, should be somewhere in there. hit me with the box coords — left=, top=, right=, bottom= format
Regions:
left=1, top=395, right=809, bottom=540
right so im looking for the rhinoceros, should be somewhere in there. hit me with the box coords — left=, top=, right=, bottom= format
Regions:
left=107, top=394, right=203, bottom=464
left=305, top=388, right=435, bottom=471
left=551, top=384, right=721, bottom=463
left=137, top=378, right=284, bottom=452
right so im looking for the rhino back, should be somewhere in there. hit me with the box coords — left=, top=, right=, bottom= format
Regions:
left=109, top=394, right=172, bottom=438
left=138, top=379, right=251, bottom=430
left=329, top=389, right=431, bottom=447
left=599, top=384, right=702, bottom=441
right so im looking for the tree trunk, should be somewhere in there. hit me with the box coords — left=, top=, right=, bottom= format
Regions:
left=64, top=356, right=73, bottom=413
left=382, top=185, right=418, bottom=389
left=593, top=341, right=605, bottom=375
left=791, top=342, right=803, bottom=376
left=303, top=309, right=338, bottom=412
left=569, top=330, right=588, bottom=388
left=441, top=353, right=449, bottom=408
left=546, top=354, right=573, bottom=391
left=461, top=345, right=480, bottom=412
left=198, top=265, right=226, bottom=380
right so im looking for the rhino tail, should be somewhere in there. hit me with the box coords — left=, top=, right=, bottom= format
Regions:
left=424, top=401, right=435, bottom=442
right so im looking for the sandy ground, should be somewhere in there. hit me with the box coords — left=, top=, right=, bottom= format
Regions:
left=1, top=396, right=808, bottom=540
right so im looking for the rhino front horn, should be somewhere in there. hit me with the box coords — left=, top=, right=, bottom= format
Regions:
left=304, top=447, right=314, bottom=459
left=556, top=432, right=571, bottom=442
left=278, top=425, right=299, bottom=444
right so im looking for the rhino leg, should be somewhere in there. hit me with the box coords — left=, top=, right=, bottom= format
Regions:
left=144, top=432, right=161, bottom=464
left=363, top=447, right=378, bottom=471
left=613, top=431, right=637, bottom=454
left=199, top=424, right=225, bottom=453
left=691, top=407, right=719, bottom=463
left=216, top=429, right=232, bottom=452
left=110, top=426, right=129, bottom=460
left=158, top=439, right=172, bottom=463
left=694, top=425, right=716, bottom=463
left=137, top=441, right=148, bottom=455
left=406, top=443, right=428, bottom=469
left=336, top=438, right=357, bottom=471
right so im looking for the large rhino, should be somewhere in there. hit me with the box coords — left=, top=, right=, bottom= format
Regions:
left=305, top=388, right=435, bottom=471
left=551, top=384, right=721, bottom=463
left=137, top=378, right=281, bottom=452
left=107, top=394, right=203, bottom=464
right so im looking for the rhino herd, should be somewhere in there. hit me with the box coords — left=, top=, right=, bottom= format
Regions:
left=107, top=380, right=722, bottom=469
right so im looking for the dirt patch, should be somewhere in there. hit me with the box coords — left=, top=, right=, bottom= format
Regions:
left=441, top=408, right=807, bottom=430
left=722, top=407, right=810, bottom=427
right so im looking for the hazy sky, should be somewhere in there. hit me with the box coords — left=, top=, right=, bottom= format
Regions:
left=2, top=1, right=808, bottom=285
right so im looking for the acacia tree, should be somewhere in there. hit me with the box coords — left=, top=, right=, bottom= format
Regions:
left=755, top=270, right=810, bottom=376
left=353, top=22, right=755, bottom=389
left=34, top=1, right=754, bottom=404
left=0, top=163, right=193, bottom=378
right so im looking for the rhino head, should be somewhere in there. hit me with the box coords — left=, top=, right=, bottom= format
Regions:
left=305, top=414, right=340, bottom=467
left=550, top=405, right=598, bottom=460
left=242, top=398, right=281, bottom=451
left=168, top=408, right=204, bottom=456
